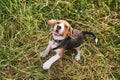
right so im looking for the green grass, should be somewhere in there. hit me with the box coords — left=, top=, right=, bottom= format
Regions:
left=0, top=0, right=120, bottom=79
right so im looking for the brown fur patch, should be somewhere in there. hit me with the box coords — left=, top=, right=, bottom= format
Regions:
left=60, top=20, right=73, bottom=38
left=68, top=27, right=73, bottom=38
left=62, top=26, right=69, bottom=38
left=48, top=20, right=57, bottom=25
left=58, top=48, right=65, bottom=57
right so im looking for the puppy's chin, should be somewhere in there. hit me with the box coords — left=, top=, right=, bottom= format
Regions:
left=53, top=33, right=65, bottom=40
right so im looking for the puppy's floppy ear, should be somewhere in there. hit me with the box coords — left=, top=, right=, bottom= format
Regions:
left=48, top=19, right=57, bottom=25
left=68, top=27, right=73, bottom=38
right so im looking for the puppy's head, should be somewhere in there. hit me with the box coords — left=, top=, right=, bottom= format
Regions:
left=48, top=19, right=73, bottom=39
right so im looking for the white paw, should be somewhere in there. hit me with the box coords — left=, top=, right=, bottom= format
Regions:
left=75, top=55, right=80, bottom=61
left=43, top=62, right=51, bottom=70
left=40, top=51, right=48, bottom=57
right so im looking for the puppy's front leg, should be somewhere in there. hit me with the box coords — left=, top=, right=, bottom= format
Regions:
left=43, top=48, right=64, bottom=70
left=40, top=41, right=52, bottom=57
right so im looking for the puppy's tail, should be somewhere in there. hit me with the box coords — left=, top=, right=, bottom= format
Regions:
left=82, top=31, right=98, bottom=44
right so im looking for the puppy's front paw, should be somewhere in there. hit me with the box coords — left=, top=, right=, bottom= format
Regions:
left=40, top=51, right=48, bottom=57
left=43, top=62, right=51, bottom=70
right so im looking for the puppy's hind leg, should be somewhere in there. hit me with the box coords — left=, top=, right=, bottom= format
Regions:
left=75, top=47, right=82, bottom=61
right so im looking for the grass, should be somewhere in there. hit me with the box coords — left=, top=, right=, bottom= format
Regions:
left=0, top=0, right=120, bottom=79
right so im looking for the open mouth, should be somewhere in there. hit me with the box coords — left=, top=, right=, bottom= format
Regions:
left=53, top=30, right=60, bottom=36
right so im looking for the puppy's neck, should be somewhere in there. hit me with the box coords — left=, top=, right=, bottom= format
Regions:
left=52, top=36, right=63, bottom=43
left=52, top=36, right=71, bottom=50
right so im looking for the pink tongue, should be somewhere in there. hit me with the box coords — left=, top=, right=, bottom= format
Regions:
left=53, top=31, right=59, bottom=36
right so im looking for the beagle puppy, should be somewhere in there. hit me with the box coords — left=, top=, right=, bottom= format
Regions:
left=41, top=19, right=98, bottom=70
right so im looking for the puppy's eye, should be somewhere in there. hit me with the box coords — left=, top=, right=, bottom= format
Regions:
left=65, top=25, right=68, bottom=28
left=57, top=22, right=60, bottom=24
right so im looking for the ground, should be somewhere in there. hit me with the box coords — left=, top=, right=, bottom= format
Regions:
left=0, top=0, right=120, bottom=80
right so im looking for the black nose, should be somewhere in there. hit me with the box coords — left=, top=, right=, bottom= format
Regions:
left=56, top=25, right=61, bottom=30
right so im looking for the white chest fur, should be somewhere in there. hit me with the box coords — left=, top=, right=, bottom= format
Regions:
left=49, top=40, right=59, bottom=49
